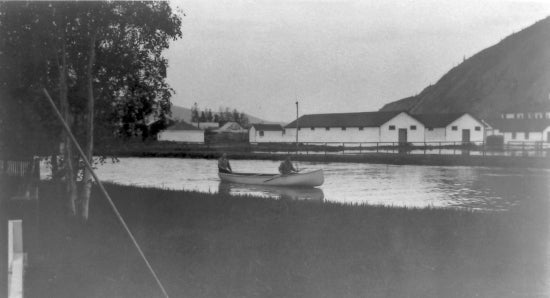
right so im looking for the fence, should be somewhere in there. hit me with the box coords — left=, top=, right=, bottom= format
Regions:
left=249, top=141, right=550, bottom=158
left=1, top=157, right=41, bottom=200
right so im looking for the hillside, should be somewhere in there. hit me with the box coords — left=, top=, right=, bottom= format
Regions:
left=169, top=105, right=276, bottom=124
left=380, top=17, right=550, bottom=118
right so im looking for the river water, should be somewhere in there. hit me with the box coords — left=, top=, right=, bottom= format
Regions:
left=68, top=157, right=550, bottom=210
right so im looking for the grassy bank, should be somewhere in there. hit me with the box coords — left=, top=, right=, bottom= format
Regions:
left=12, top=181, right=549, bottom=298
left=97, top=140, right=550, bottom=168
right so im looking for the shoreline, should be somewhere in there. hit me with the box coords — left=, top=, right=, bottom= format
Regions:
left=101, top=149, right=550, bottom=169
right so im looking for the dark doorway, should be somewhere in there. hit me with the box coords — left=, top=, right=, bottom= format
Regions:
left=398, top=129, right=407, bottom=144
left=462, top=129, right=470, bottom=143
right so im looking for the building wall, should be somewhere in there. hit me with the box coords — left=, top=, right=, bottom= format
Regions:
left=158, top=130, right=204, bottom=143
left=444, top=114, right=484, bottom=142
left=284, top=127, right=380, bottom=143
left=424, top=128, right=446, bottom=142
left=504, top=131, right=545, bottom=142
left=380, top=112, right=425, bottom=143
left=249, top=127, right=291, bottom=143
left=544, top=126, right=550, bottom=142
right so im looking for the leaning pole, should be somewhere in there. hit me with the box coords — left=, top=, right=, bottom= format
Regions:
left=42, top=89, right=170, bottom=298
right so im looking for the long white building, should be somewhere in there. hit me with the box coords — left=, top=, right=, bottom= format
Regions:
left=253, top=111, right=486, bottom=144
left=486, top=106, right=550, bottom=143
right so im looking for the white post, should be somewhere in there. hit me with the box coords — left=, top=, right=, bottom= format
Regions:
left=8, top=219, right=23, bottom=298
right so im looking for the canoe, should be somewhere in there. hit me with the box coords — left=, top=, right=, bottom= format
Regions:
left=218, top=169, right=324, bottom=187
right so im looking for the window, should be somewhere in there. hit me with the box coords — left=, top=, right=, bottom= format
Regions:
left=298, top=127, right=301, bottom=131
left=359, top=127, right=364, bottom=131
left=512, top=132, right=516, bottom=139
left=259, top=131, right=264, bottom=137
left=428, top=128, right=434, bottom=131
left=525, top=132, right=529, bottom=140
left=311, top=127, right=315, bottom=131
left=410, top=125, right=416, bottom=130
left=389, top=125, right=396, bottom=130
left=282, top=129, right=286, bottom=135
left=325, top=127, right=330, bottom=131
left=451, top=126, right=458, bottom=131
left=516, top=113, right=524, bottom=119
left=342, top=127, right=346, bottom=131
left=475, top=126, right=481, bottom=131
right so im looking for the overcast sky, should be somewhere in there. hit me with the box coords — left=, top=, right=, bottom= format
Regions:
left=166, top=0, right=550, bottom=122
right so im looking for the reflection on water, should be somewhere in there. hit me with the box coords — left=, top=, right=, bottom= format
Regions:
left=47, top=157, right=549, bottom=210
left=218, top=182, right=324, bottom=202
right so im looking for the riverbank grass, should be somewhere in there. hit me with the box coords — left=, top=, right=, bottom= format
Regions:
left=16, top=181, right=550, bottom=298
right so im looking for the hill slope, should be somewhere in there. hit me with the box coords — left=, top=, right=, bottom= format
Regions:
left=380, top=17, right=550, bottom=118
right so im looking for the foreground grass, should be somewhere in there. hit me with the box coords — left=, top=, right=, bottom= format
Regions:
left=17, top=181, right=550, bottom=298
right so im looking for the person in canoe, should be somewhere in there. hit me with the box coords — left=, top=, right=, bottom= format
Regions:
left=279, top=156, right=297, bottom=175
left=218, top=153, right=233, bottom=173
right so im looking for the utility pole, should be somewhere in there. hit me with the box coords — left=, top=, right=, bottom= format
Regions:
left=296, top=101, right=299, bottom=154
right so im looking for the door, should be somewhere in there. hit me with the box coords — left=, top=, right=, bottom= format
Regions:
left=462, top=129, right=470, bottom=143
left=398, top=129, right=407, bottom=144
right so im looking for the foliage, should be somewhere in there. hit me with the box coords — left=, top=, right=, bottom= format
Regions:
left=0, top=1, right=183, bottom=156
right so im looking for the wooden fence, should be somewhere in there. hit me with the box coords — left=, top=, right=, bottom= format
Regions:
left=249, top=141, right=550, bottom=158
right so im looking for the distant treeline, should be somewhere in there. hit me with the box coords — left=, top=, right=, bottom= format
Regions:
left=191, top=105, right=249, bottom=126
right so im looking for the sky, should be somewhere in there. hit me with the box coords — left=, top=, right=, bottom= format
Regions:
left=165, top=0, right=550, bottom=123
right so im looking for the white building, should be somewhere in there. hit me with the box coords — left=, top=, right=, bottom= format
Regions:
left=486, top=104, right=550, bottom=143
left=249, top=124, right=288, bottom=143
left=157, top=121, right=204, bottom=143
left=414, top=113, right=485, bottom=143
left=260, top=111, right=486, bottom=144
left=283, top=111, right=422, bottom=143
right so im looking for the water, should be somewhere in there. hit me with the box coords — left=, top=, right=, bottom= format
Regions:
left=43, top=157, right=550, bottom=210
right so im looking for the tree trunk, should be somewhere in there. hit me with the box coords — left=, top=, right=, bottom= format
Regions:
left=79, top=34, right=96, bottom=221
left=59, top=41, right=78, bottom=216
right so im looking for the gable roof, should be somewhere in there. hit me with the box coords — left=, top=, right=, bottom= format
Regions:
left=165, top=121, right=202, bottom=131
left=485, top=118, right=550, bottom=132
left=214, top=121, right=247, bottom=133
left=412, top=113, right=465, bottom=128
left=250, top=123, right=284, bottom=131
left=285, top=111, right=402, bottom=128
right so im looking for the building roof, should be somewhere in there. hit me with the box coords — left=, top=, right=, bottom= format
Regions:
left=214, top=121, right=247, bottom=133
left=485, top=118, right=550, bottom=132
left=250, top=123, right=284, bottom=131
left=165, top=121, right=202, bottom=131
left=501, top=101, right=550, bottom=113
left=412, top=113, right=465, bottom=128
left=285, top=111, right=401, bottom=128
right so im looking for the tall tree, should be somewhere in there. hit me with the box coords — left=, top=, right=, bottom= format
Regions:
left=0, top=1, right=182, bottom=220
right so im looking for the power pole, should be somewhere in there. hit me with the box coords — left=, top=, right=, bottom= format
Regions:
left=296, top=101, right=299, bottom=154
